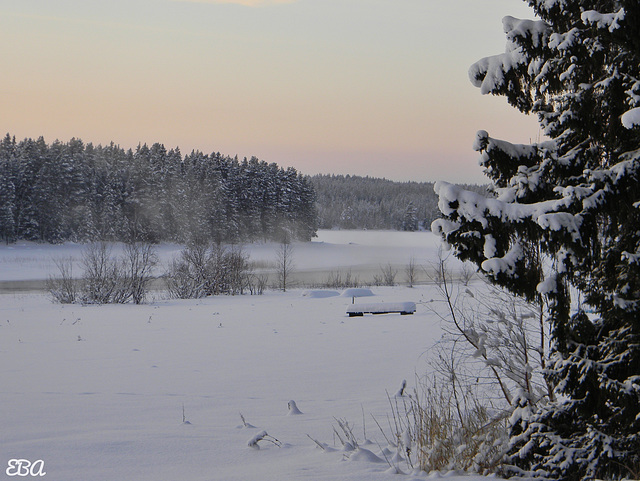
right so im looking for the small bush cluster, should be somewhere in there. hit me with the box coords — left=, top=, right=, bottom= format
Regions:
left=373, top=263, right=397, bottom=286
left=387, top=255, right=551, bottom=476
left=386, top=378, right=506, bottom=474
left=321, top=270, right=361, bottom=289
left=47, top=242, right=157, bottom=305
left=165, top=243, right=266, bottom=299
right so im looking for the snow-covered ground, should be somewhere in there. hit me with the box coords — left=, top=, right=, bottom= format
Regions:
left=0, top=230, right=482, bottom=481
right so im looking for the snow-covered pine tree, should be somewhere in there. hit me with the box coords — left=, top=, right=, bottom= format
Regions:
left=295, top=174, right=318, bottom=241
left=162, top=147, right=183, bottom=241
left=402, top=201, right=418, bottom=231
left=0, top=135, right=17, bottom=244
left=432, top=1, right=640, bottom=479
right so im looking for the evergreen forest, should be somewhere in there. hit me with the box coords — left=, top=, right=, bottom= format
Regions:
left=311, top=174, right=485, bottom=231
left=0, top=133, right=479, bottom=245
left=0, top=134, right=317, bottom=244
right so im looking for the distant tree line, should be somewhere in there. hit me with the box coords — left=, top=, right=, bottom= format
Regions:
left=311, top=174, right=486, bottom=231
left=0, top=134, right=317, bottom=244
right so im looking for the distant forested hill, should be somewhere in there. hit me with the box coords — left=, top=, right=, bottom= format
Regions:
left=311, top=174, right=486, bottom=231
left=0, top=132, right=488, bottom=245
left=0, top=134, right=317, bottom=244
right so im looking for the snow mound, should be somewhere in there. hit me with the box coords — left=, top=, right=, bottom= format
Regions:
left=287, top=400, right=303, bottom=415
left=247, top=431, right=281, bottom=450
left=247, top=431, right=268, bottom=449
left=340, top=288, right=374, bottom=298
left=385, top=465, right=407, bottom=475
left=301, top=290, right=340, bottom=298
left=348, top=447, right=385, bottom=463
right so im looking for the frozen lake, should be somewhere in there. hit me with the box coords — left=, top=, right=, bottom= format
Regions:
left=0, top=230, right=456, bottom=292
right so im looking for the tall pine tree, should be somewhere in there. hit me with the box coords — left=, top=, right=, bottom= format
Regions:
left=432, top=1, right=640, bottom=479
left=0, top=134, right=17, bottom=244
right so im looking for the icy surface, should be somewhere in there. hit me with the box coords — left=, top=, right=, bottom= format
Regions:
left=0, top=230, right=446, bottom=283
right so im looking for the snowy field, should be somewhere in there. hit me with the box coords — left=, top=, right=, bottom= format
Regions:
left=0, top=230, right=482, bottom=481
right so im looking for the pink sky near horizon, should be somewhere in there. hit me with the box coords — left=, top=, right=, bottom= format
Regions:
left=0, top=0, right=540, bottom=183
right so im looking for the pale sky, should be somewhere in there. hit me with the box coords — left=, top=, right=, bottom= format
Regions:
left=0, top=0, right=540, bottom=183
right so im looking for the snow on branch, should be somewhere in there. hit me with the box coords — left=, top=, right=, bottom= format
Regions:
left=469, top=50, right=526, bottom=95
left=474, top=130, right=539, bottom=159
left=433, top=181, right=580, bottom=238
left=430, top=217, right=460, bottom=240
left=581, top=8, right=625, bottom=32
left=537, top=212, right=583, bottom=240
left=621, top=107, right=640, bottom=129
left=587, top=149, right=640, bottom=183
left=247, top=431, right=282, bottom=450
left=474, top=130, right=540, bottom=167
left=469, top=16, right=551, bottom=96
left=622, top=249, right=640, bottom=265
left=503, top=16, right=551, bottom=49
left=548, top=27, right=581, bottom=51
left=482, top=241, right=524, bottom=276
left=536, top=274, right=558, bottom=295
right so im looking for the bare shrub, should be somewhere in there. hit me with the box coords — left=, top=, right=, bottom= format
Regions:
left=165, top=242, right=252, bottom=298
left=384, top=377, right=507, bottom=474
left=122, top=241, right=158, bottom=304
left=405, top=256, right=418, bottom=287
left=165, top=256, right=200, bottom=299
left=81, top=242, right=121, bottom=304
left=166, top=242, right=210, bottom=299
left=392, top=253, right=553, bottom=475
left=275, top=240, right=295, bottom=292
left=49, top=242, right=157, bottom=304
left=459, top=261, right=477, bottom=286
left=323, top=269, right=360, bottom=289
left=429, top=255, right=553, bottom=406
left=225, top=246, right=250, bottom=295
left=373, top=263, right=397, bottom=286
left=247, top=272, right=268, bottom=295
left=333, top=417, right=360, bottom=451
left=47, top=257, right=78, bottom=303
